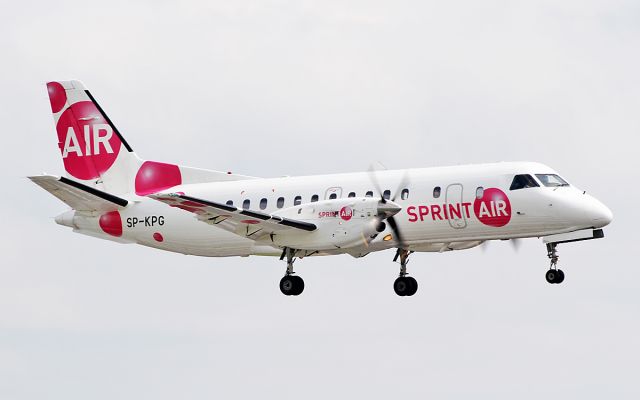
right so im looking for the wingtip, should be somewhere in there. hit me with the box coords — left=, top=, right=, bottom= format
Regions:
left=27, top=174, right=60, bottom=182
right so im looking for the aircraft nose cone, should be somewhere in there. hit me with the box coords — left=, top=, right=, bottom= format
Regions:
left=591, top=201, right=613, bottom=228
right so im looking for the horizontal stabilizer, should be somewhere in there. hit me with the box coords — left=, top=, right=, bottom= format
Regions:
left=29, top=175, right=128, bottom=212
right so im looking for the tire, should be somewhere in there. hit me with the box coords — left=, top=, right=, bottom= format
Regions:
left=393, top=277, right=409, bottom=296
left=292, top=275, right=305, bottom=296
left=280, top=276, right=296, bottom=295
left=555, top=269, right=565, bottom=284
left=545, top=270, right=557, bottom=284
left=405, top=276, right=418, bottom=296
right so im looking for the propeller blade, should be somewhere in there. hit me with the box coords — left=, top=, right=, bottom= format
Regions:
left=386, top=216, right=406, bottom=249
left=391, top=170, right=411, bottom=202
left=511, top=239, right=521, bottom=251
left=481, top=240, right=489, bottom=252
left=367, top=164, right=386, bottom=203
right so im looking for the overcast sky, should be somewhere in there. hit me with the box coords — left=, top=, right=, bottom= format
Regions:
left=1, top=0, right=639, bottom=398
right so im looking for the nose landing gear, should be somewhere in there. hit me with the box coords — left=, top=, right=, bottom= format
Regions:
left=393, top=249, right=418, bottom=296
left=545, top=243, right=565, bottom=284
left=279, top=248, right=304, bottom=296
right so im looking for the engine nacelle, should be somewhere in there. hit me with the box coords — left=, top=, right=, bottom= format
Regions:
left=266, top=197, right=400, bottom=251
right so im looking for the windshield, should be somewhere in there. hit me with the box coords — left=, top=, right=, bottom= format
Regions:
left=535, top=174, right=569, bottom=187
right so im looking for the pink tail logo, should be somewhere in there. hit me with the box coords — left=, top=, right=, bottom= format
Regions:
left=49, top=81, right=122, bottom=181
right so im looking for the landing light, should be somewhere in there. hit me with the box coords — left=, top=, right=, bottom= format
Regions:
left=383, top=234, right=393, bottom=241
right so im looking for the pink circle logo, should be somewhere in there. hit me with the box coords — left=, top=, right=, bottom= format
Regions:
left=473, top=188, right=512, bottom=227
left=56, top=101, right=121, bottom=180
left=340, top=206, right=353, bottom=221
left=99, top=211, right=123, bottom=237
left=135, top=161, right=182, bottom=196
left=47, top=82, right=67, bottom=113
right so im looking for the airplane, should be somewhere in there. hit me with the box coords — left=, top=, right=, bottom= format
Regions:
left=30, top=80, right=613, bottom=296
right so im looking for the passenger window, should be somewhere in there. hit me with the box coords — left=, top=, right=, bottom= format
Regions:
left=476, top=187, right=484, bottom=199
left=226, top=200, right=234, bottom=206
left=329, top=193, right=337, bottom=200
left=243, top=199, right=250, bottom=209
left=510, top=174, right=540, bottom=190
left=294, top=196, right=302, bottom=206
left=401, top=188, right=409, bottom=200
left=348, top=192, right=356, bottom=198
left=259, top=198, right=267, bottom=210
left=311, top=194, right=319, bottom=202
left=383, top=190, right=391, bottom=200
left=365, top=191, right=373, bottom=197
left=277, top=197, right=285, bottom=208
left=433, top=187, right=441, bottom=198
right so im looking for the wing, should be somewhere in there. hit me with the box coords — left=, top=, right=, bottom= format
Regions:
left=149, top=193, right=316, bottom=240
left=29, top=175, right=128, bottom=212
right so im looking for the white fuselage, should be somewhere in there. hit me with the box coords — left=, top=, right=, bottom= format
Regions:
left=59, top=161, right=612, bottom=258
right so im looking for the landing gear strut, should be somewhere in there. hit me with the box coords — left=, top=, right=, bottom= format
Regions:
left=393, top=249, right=417, bottom=296
left=279, top=248, right=304, bottom=296
left=545, top=243, right=565, bottom=284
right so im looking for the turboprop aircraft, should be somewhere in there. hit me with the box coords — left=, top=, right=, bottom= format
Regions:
left=30, top=80, right=613, bottom=296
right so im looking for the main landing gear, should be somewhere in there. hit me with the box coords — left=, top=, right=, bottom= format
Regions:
left=393, top=249, right=418, bottom=296
left=545, top=243, right=565, bottom=284
left=279, top=248, right=304, bottom=296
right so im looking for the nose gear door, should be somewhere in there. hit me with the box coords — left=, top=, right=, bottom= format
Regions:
left=446, top=183, right=467, bottom=229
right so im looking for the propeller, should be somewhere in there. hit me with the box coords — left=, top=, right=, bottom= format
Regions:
left=511, top=238, right=522, bottom=251
left=368, top=165, right=410, bottom=248
left=481, top=238, right=521, bottom=252
left=480, top=240, right=490, bottom=252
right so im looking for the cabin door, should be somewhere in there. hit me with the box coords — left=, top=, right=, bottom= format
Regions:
left=325, top=187, right=342, bottom=200
left=446, top=184, right=467, bottom=229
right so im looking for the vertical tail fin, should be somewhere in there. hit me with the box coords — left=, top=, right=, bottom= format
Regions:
left=47, top=80, right=141, bottom=195
left=45, top=80, right=259, bottom=199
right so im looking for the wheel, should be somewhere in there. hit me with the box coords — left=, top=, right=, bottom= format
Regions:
left=291, top=275, right=305, bottom=295
left=394, top=277, right=412, bottom=296
left=545, top=269, right=557, bottom=284
left=279, top=275, right=304, bottom=296
left=280, top=276, right=296, bottom=295
left=555, top=269, right=565, bottom=284
left=405, top=276, right=418, bottom=296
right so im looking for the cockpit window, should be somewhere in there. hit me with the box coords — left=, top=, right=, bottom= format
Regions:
left=510, top=174, right=540, bottom=190
left=536, top=174, right=569, bottom=187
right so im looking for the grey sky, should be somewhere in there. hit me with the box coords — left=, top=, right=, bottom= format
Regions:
left=1, top=0, right=639, bottom=398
